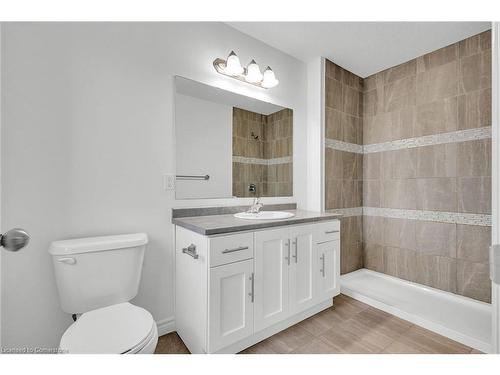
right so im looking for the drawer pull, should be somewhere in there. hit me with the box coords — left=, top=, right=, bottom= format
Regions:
left=222, top=246, right=249, bottom=254
left=325, top=230, right=339, bottom=234
left=182, top=244, right=199, bottom=259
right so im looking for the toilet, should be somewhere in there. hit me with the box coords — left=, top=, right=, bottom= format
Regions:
left=49, top=233, right=158, bottom=354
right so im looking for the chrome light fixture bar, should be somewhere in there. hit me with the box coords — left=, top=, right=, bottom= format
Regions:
left=213, top=51, right=279, bottom=89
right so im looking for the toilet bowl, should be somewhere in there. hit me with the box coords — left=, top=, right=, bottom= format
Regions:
left=60, top=303, right=158, bottom=354
left=49, top=233, right=158, bottom=354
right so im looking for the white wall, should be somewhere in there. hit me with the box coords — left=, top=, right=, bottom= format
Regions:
left=175, top=93, right=232, bottom=199
left=306, top=57, right=324, bottom=212
left=0, top=22, right=308, bottom=348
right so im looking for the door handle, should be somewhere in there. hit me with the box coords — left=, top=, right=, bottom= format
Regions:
left=285, top=239, right=290, bottom=265
left=0, top=228, right=30, bottom=252
left=248, top=273, right=255, bottom=303
left=320, top=253, right=325, bottom=277
left=292, top=238, right=297, bottom=263
left=182, top=244, right=199, bottom=259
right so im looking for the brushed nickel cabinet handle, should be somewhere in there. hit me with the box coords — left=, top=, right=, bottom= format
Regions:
left=320, top=253, right=325, bottom=277
left=292, top=238, right=298, bottom=263
left=182, top=244, right=199, bottom=259
left=248, top=273, right=255, bottom=303
left=222, top=246, right=249, bottom=254
left=285, top=239, right=291, bottom=265
left=325, top=230, right=339, bottom=234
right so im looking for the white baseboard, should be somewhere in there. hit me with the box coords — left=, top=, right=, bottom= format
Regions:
left=156, top=316, right=175, bottom=336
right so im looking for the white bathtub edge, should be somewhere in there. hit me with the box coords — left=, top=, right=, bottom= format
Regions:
left=340, top=269, right=492, bottom=354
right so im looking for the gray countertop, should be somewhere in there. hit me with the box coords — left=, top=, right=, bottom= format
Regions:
left=172, top=209, right=342, bottom=235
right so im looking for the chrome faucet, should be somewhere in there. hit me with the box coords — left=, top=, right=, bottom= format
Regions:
left=247, top=197, right=264, bottom=214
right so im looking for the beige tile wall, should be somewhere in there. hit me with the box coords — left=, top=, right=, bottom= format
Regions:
left=232, top=108, right=293, bottom=197
left=361, top=30, right=492, bottom=303
left=325, top=31, right=492, bottom=302
left=324, top=60, right=364, bottom=274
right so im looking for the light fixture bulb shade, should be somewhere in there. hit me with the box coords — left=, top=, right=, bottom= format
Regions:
left=224, top=51, right=244, bottom=76
left=261, top=66, right=279, bottom=88
left=245, top=59, right=263, bottom=83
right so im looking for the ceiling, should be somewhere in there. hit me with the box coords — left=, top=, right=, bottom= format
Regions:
left=227, top=22, right=491, bottom=77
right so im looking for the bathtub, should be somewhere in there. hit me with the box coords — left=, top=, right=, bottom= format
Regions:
left=340, top=268, right=492, bottom=353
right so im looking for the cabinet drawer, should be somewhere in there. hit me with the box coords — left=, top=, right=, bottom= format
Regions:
left=209, top=232, right=254, bottom=267
left=315, top=221, right=340, bottom=243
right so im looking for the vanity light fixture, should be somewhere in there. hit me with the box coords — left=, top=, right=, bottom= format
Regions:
left=213, top=51, right=279, bottom=89
left=224, top=51, right=244, bottom=76
left=261, top=66, right=279, bottom=88
left=245, top=59, right=263, bottom=83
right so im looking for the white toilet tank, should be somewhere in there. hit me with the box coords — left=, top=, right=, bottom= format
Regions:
left=49, top=233, right=148, bottom=314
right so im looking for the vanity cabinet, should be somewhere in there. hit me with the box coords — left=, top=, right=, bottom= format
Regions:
left=209, top=259, right=254, bottom=351
left=316, top=240, right=340, bottom=301
left=175, top=219, right=340, bottom=354
left=254, top=228, right=290, bottom=331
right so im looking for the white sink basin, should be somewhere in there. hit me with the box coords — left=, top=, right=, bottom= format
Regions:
left=233, top=211, right=295, bottom=220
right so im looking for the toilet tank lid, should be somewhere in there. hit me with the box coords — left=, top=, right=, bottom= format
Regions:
left=49, top=233, right=148, bottom=255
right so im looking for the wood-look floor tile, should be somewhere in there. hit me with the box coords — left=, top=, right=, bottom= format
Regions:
left=319, top=325, right=382, bottom=353
left=156, top=295, right=476, bottom=355
left=297, top=306, right=345, bottom=336
left=335, top=319, right=394, bottom=351
left=239, top=339, right=276, bottom=354
left=291, top=338, right=339, bottom=354
left=355, top=307, right=413, bottom=337
left=154, top=332, right=190, bottom=354
left=392, top=325, right=472, bottom=354
left=332, top=294, right=370, bottom=321
left=263, top=324, right=316, bottom=354
left=382, top=339, right=427, bottom=354
left=470, top=349, right=484, bottom=354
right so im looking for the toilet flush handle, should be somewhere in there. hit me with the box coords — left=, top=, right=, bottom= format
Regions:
left=58, top=257, right=76, bottom=265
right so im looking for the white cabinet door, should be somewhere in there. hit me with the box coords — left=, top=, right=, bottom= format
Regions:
left=208, top=259, right=254, bottom=352
left=289, top=225, right=316, bottom=313
left=316, top=240, right=340, bottom=300
left=254, top=228, right=290, bottom=332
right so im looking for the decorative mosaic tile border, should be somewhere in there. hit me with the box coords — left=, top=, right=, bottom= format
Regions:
left=363, top=127, right=492, bottom=154
left=326, top=207, right=363, bottom=217
left=324, top=139, right=363, bottom=154
left=363, top=206, right=491, bottom=226
left=324, top=206, right=490, bottom=226
left=233, top=156, right=292, bottom=165
left=325, top=126, right=491, bottom=154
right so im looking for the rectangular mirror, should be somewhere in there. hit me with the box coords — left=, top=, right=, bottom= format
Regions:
left=174, top=76, right=293, bottom=199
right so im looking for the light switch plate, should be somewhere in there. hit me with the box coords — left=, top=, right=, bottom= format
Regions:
left=163, top=174, right=175, bottom=191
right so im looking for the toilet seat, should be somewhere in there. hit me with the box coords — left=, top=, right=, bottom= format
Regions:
left=60, top=302, right=157, bottom=354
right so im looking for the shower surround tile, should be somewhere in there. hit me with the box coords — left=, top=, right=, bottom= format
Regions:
left=457, top=260, right=491, bottom=303
left=233, top=108, right=293, bottom=197
left=457, top=224, right=491, bottom=263
left=325, top=31, right=491, bottom=302
left=324, top=59, right=364, bottom=275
